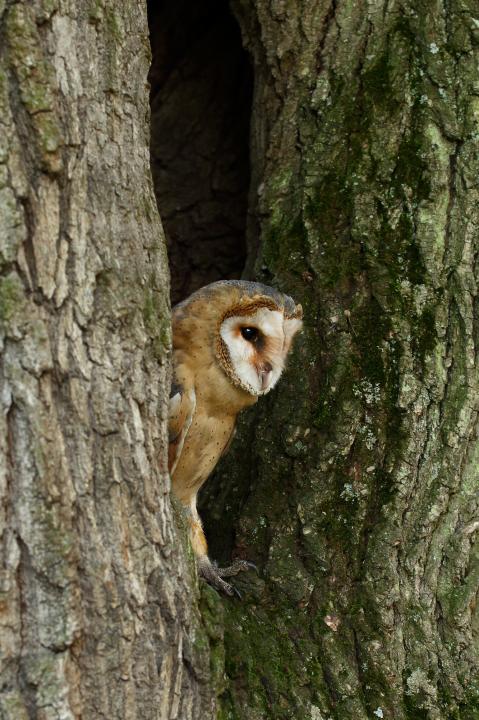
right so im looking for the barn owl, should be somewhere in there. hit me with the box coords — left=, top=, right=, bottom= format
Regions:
left=169, top=280, right=303, bottom=595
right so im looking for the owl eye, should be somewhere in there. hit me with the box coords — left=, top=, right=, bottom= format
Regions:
left=241, top=326, right=259, bottom=342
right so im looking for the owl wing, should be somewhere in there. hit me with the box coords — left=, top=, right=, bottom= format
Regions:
left=168, top=381, right=196, bottom=475
left=221, top=426, right=236, bottom=458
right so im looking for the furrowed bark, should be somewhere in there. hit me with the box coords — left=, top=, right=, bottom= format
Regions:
left=0, top=2, right=215, bottom=718
left=2, top=1, right=478, bottom=719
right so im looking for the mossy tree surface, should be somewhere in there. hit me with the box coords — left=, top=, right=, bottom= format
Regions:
left=0, top=2, right=215, bottom=718
left=200, top=1, right=479, bottom=718
left=2, top=0, right=478, bottom=718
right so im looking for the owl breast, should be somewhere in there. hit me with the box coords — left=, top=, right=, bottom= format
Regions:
left=170, top=407, right=236, bottom=504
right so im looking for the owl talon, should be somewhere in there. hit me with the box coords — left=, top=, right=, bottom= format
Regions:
left=198, top=557, right=238, bottom=597
left=216, top=558, right=257, bottom=578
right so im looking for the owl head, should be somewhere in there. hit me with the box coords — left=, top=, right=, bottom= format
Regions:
left=173, top=280, right=303, bottom=397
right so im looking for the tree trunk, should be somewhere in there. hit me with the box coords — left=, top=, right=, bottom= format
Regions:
left=200, top=1, right=479, bottom=718
left=0, top=2, right=215, bottom=718
left=2, top=1, right=478, bottom=719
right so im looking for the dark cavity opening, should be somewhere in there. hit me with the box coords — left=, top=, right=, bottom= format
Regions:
left=147, top=0, right=253, bottom=305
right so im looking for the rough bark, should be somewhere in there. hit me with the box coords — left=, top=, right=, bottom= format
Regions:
left=0, top=2, right=215, bottom=718
left=199, top=1, right=479, bottom=718
left=3, top=0, right=478, bottom=718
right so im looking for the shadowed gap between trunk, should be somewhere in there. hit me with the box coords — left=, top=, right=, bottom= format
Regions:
left=147, top=0, right=253, bottom=306
left=147, top=0, right=255, bottom=564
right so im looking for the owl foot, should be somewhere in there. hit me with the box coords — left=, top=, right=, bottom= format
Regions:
left=198, top=557, right=256, bottom=597
left=216, top=559, right=257, bottom=578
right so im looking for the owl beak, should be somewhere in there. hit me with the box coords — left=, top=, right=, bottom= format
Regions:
left=259, top=362, right=273, bottom=391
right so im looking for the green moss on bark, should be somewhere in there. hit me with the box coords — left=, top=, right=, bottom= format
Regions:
left=200, top=1, right=479, bottom=718
left=0, top=273, right=25, bottom=324
left=6, top=4, right=63, bottom=173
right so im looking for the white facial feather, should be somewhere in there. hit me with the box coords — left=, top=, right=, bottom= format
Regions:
left=220, top=308, right=300, bottom=396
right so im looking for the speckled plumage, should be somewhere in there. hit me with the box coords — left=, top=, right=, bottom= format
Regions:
left=169, top=280, right=303, bottom=594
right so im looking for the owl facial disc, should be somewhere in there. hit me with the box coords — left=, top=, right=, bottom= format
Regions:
left=219, top=307, right=302, bottom=396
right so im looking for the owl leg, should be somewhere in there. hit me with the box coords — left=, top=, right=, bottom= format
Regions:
left=188, top=497, right=240, bottom=597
